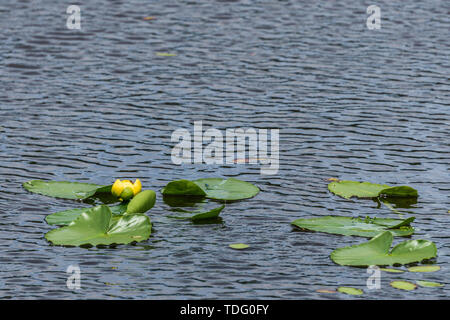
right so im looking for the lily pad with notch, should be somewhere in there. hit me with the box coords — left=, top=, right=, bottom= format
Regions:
left=45, top=205, right=151, bottom=247
left=330, top=231, right=437, bottom=266
left=23, top=180, right=111, bottom=200
left=328, top=180, right=418, bottom=199
left=292, top=216, right=415, bottom=238
left=46, top=203, right=128, bottom=226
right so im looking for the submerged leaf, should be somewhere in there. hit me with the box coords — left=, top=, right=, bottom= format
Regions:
left=23, top=180, right=109, bottom=200
left=291, top=216, right=415, bottom=237
left=330, top=231, right=437, bottom=266
left=45, top=205, right=151, bottom=246
left=390, top=281, right=417, bottom=291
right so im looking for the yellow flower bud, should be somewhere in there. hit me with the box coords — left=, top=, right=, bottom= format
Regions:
left=111, top=179, right=142, bottom=200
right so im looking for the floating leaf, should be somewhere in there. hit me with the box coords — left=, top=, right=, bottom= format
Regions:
left=328, top=180, right=417, bottom=199
left=291, top=216, right=415, bottom=237
left=46, top=203, right=128, bottom=226
left=162, top=178, right=259, bottom=201
left=316, top=289, right=337, bottom=293
left=229, top=243, right=249, bottom=250
left=379, top=186, right=418, bottom=198
left=328, top=181, right=390, bottom=199
left=155, top=52, right=176, bottom=57
left=45, top=205, right=151, bottom=246
left=380, top=268, right=404, bottom=273
left=23, top=180, right=109, bottom=200
left=416, top=280, right=444, bottom=288
left=390, top=281, right=417, bottom=291
left=337, top=287, right=363, bottom=295
left=407, top=265, right=440, bottom=273
left=161, top=180, right=206, bottom=196
left=194, top=178, right=260, bottom=201
left=143, top=16, right=156, bottom=20
left=330, top=231, right=437, bottom=266
left=167, top=205, right=225, bottom=222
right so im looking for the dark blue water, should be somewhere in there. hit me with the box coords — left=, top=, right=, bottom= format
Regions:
left=0, top=0, right=449, bottom=299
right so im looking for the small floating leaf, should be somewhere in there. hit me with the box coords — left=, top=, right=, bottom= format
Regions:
left=407, top=265, right=440, bottom=273
left=331, top=231, right=437, bottom=266
left=155, top=52, right=177, bottom=56
left=390, top=281, right=417, bottom=291
left=229, top=243, right=249, bottom=250
left=291, top=216, right=415, bottom=237
left=143, top=16, right=156, bottom=20
left=337, top=287, right=363, bottom=295
left=23, top=180, right=109, bottom=200
left=167, top=205, right=224, bottom=222
left=416, top=280, right=444, bottom=288
left=316, top=289, right=337, bottom=293
left=380, top=268, right=404, bottom=273
left=45, top=205, right=151, bottom=246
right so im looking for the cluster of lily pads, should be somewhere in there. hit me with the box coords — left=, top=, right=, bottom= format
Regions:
left=291, top=179, right=441, bottom=294
left=22, top=177, right=259, bottom=247
left=23, top=177, right=442, bottom=294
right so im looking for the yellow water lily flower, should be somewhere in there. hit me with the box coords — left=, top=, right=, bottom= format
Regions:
left=111, top=179, right=142, bottom=201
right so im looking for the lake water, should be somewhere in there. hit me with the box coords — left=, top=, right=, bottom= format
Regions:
left=0, top=0, right=449, bottom=299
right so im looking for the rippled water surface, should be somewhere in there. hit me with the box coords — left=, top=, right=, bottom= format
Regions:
left=0, top=1, right=449, bottom=299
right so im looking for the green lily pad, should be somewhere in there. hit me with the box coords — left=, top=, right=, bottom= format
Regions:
left=229, top=243, right=249, bottom=250
left=328, top=180, right=417, bottom=199
left=161, top=180, right=206, bottom=196
left=337, top=287, right=363, bottom=295
left=167, top=205, right=225, bottom=222
left=46, top=203, right=128, bottom=226
left=194, top=178, right=260, bottom=201
left=390, top=281, right=417, bottom=291
left=407, top=265, right=440, bottom=273
left=161, top=178, right=259, bottom=201
left=23, top=180, right=109, bottom=200
left=45, top=205, right=151, bottom=246
left=379, top=186, right=418, bottom=198
left=416, top=280, right=444, bottom=287
left=380, top=268, right=404, bottom=273
left=291, top=216, right=415, bottom=237
left=328, top=181, right=391, bottom=199
left=330, top=231, right=437, bottom=266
